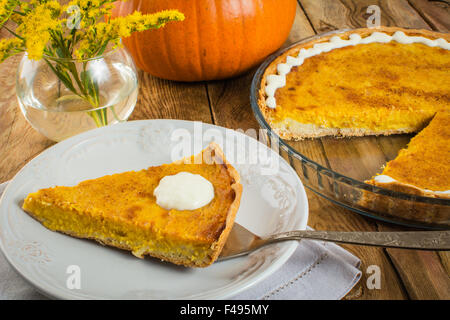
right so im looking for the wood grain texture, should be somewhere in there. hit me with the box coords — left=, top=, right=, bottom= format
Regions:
left=438, top=251, right=450, bottom=275
left=388, top=249, right=450, bottom=299
left=130, top=72, right=212, bottom=123
left=408, top=0, right=450, bottom=31
left=300, top=0, right=429, bottom=32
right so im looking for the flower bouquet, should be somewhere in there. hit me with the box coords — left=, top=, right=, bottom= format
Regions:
left=0, top=0, right=184, bottom=140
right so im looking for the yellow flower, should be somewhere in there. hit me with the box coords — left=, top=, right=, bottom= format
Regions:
left=1, top=0, right=184, bottom=62
left=0, top=0, right=13, bottom=16
left=0, top=0, right=18, bottom=26
left=0, top=1, right=7, bottom=17
left=0, top=38, right=23, bottom=62
left=16, top=1, right=62, bottom=60
left=110, top=10, right=185, bottom=39
left=74, top=9, right=184, bottom=60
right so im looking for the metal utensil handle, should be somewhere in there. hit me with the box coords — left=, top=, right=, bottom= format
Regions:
left=263, top=231, right=450, bottom=250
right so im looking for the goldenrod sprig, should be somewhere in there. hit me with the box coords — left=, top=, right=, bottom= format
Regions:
left=0, top=37, right=23, bottom=62
left=16, top=1, right=62, bottom=60
left=75, top=10, right=185, bottom=60
left=0, top=0, right=185, bottom=62
left=0, top=0, right=19, bottom=29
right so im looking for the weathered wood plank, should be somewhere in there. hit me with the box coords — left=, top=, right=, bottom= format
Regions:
left=300, top=0, right=429, bottom=32
left=130, top=73, right=212, bottom=123
left=388, top=248, right=450, bottom=299
left=408, top=0, right=450, bottom=31
left=438, top=251, right=450, bottom=276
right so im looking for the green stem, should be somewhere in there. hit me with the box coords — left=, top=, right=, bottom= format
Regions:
left=88, top=110, right=105, bottom=127
left=12, top=10, right=25, bottom=16
left=100, top=108, right=108, bottom=125
left=0, top=6, right=14, bottom=29
left=3, top=25, right=23, bottom=40
left=111, top=106, right=122, bottom=122
left=45, top=32, right=111, bottom=128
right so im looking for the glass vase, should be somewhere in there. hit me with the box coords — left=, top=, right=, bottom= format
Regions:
left=16, top=47, right=138, bottom=142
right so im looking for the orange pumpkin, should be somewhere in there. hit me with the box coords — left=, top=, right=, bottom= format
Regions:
left=112, top=0, right=297, bottom=81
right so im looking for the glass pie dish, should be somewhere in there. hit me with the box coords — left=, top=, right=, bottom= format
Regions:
left=250, top=31, right=450, bottom=230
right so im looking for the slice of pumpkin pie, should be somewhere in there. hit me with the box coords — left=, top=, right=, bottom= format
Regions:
left=366, top=111, right=450, bottom=199
left=22, top=143, right=242, bottom=267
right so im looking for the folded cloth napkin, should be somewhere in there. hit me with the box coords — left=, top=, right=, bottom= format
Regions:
left=0, top=181, right=361, bottom=300
left=232, top=237, right=361, bottom=300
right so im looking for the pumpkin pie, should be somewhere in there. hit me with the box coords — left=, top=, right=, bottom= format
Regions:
left=22, top=143, right=242, bottom=268
left=257, top=27, right=449, bottom=200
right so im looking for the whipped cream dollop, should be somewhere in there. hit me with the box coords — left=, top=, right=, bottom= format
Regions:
left=374, top=175, right=450, bottom=195
left=154, top=172, right=215, bottom=210
left=265, top=31, right=450, bottom=109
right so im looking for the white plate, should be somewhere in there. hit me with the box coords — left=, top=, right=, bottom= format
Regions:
left=0, top=120, right=308, bottom=299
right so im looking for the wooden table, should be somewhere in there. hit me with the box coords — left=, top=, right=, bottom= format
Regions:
left=1, top=0, right=449, bottom=299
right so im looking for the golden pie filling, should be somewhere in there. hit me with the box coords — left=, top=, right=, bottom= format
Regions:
left=368, top=112, right=450, bottom=193
left=272, top=42, right=449, bottom=134
left=23, top=144, right=242, bottom=267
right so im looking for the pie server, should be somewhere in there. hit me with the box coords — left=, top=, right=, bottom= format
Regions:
left=218, top=223, right=450, bottom=261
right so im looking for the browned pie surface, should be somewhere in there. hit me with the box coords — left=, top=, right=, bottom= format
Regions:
left=370, top=111, right=450, bottom=192
left=271, top=41, right=449, bottom=132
